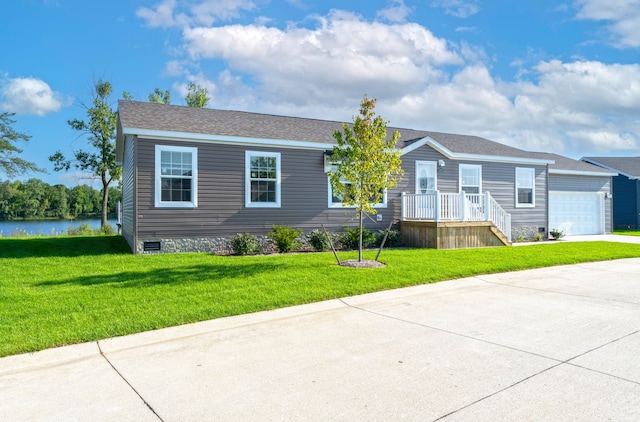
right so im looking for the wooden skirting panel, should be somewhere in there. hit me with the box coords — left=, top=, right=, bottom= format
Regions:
left=401, top=220, right=510, bottom=249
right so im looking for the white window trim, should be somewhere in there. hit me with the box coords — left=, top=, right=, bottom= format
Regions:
left=515, top=167, right=535, bottom=208
left=415, top=160, right=438, bottom=194
left=245, top=150, right=281, bottom=208
left=459, top=164, right=482, bottom=194
left=155, top=145, right=198, bottom=208
left=327, top=172, right=387, bottom=209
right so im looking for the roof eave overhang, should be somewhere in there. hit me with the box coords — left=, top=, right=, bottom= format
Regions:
left=119, top=127, right=335, bottom=150
left=426, top=139, right=555, bottom=165
left=549, top=169, right=618, bottom=177
left=581, top=158, right=639, bottom=179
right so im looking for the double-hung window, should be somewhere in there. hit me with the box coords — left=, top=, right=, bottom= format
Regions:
left=327, top=165, right=386, bottom=208
left=155, top=145, right=197, bottom=208
left=516, top=167, right=535, bottom=207
left=245, top=151, right=281, bottom=208
left=459, top=164, right=481, bottom=194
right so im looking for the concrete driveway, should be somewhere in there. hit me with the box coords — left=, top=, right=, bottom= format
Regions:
left=1, top=258, right=640, bottom=421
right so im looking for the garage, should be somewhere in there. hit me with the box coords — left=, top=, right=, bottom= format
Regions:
left=549, top=191, right=605, bottom=236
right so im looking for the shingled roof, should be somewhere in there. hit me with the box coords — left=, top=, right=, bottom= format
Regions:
left=582, top=156, right=640, bottom=179
left=529, top=152, right=617, bottom=175
left=117, top=100, right=550, bottom=162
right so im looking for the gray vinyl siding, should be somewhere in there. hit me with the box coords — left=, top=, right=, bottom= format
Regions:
left=134, top=138, right=397, bottom=240
left=612, top=176, right=639, bottom=229
left=549, top=174, right=613, bottom=233
left=121, top=135, right=136, bottom=250
left=400, top=148, right=548, bottom=231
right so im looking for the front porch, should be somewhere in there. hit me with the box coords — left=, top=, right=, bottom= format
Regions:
left=400, top=192, right=512, bottom=249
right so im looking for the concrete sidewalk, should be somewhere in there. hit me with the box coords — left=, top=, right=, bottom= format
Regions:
left=2, top=258, right=640, bottom=421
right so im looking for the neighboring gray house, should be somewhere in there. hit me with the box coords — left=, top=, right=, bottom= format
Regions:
left=583, top=157, right=640, bottom=229
left=115, top=101, right=611, bottom=254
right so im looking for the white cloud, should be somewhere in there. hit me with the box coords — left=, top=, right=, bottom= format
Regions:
left=0, top=77, right=64, bottom=116
left=575, top=0, right=640, bottom=47
left=431, top=0, right=480, bottom=18
left=137, top=0, right=255, bottom=28
left=182, top=10, right=461, bottom=106
left=377, top=0, right=413, bottom=23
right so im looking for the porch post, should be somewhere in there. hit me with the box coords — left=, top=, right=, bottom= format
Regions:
left=435, top=191, right=441, bottom=222
left=460, top=191, right=467, bottom=221
left=401, top=192, right=406, bottom=221
left=507, top=213, right=512, bottom=241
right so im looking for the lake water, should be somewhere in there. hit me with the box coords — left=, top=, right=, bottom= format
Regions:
left=0, top=219, right=119, bottom=237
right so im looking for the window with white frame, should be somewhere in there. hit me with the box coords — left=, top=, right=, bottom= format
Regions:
left=155, top=145, right=197, bottom=208
left=245, top=151, right=281, bottom=207
left=459, top=164, right=481, bottom=194
left=516, top=167, right=535, bottom=207
left=327, top=165, right=386, bottom=208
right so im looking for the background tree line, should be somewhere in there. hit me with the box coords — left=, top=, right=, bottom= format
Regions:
left=0, top=178, right=121, bottom=220
left=2, top=80, right=209, bottom=228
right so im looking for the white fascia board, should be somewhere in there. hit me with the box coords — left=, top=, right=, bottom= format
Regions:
left=122, top=127, right=335, bottom=150
left=549, top=169, right=618, bottom=177
left=427, top=139, right=555, bottom=165
left=399, top=137, right=429, bottom=156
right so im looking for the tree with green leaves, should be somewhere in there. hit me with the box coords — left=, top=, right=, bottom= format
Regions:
left=49, top=80, right=122, bottom=231
left=185, top=82, right=209, bottom=108
left=0, top=112, right=42, bottom=177
left=149, top=88, right=171, bottom=104
left=329, top=96, right=403, bottom=262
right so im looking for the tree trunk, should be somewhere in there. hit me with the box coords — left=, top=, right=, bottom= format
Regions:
left=101, top=173, right=109, bottom=232
left=358, top=208, right=363, bottom=262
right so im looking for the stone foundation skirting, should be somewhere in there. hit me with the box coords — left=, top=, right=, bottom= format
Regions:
left=136, top=234, right=320, bottom=255
left=511, top=226, right=546, bottom=242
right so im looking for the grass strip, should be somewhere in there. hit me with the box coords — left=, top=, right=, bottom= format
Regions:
left=2, top=236, right=640, bottom=357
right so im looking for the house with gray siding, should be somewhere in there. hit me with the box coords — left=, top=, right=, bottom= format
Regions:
left=582, top=157, right=640, bottom=229
left=115, top=100, right=612, bottom=253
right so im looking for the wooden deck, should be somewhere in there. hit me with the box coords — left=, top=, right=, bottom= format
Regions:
left=401, top=220, right=511, bottom=249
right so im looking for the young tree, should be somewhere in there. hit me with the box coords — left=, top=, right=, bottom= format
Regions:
left=329, top=96, right=403, bottom=262
left=49, top=80, right=121, bottom=231
left=0, top=112, right=42, bottom=177
left=148, top=88, right=171, bottom=104
left=185, top=82, right=210, bottom=108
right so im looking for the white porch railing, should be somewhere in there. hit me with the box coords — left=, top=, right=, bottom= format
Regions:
left=402, top=191, right=512, bottom=241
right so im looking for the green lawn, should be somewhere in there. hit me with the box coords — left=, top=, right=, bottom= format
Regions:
left=2, top=236, right=640, bottom=357
left=614, top=230, right=640, bottom=236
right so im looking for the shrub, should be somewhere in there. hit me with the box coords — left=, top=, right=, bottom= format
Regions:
left=268, top=225, right=303, bottom=253
left=308, top=229, right=334, bottom=252
left=339, top=227, right=375, bottom=250
left=375, top=229, right=402, bottom=247
left=67, top=224, right=97, bottom=236
left=101, top=224, right=116, bottom=235
left=230, top=233, right=260, bottom=255
left=535, top=233, right=543, bottom=241
left=550, top=228, right=564, bottom=240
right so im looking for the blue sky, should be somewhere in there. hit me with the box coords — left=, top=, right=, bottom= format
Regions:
left=2, top=0, right=639, bottom=186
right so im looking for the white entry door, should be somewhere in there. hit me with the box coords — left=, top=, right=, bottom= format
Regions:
left=549, top=191, right=604, bottom=235
left=416, top=161, right=437, bottom=194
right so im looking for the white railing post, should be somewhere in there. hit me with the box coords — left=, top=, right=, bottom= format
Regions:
left=435, top=191, right=441, bottom=222
left=460, top=191, right=467, bottom=221
left=484, top=191, right=491, bottom=221
left=507, top=213, right=512, bottom=241
left=401, top=192, right=406, bottom=221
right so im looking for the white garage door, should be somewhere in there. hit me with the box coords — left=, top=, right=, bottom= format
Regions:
left=549, top=191, right=604, bottom=236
